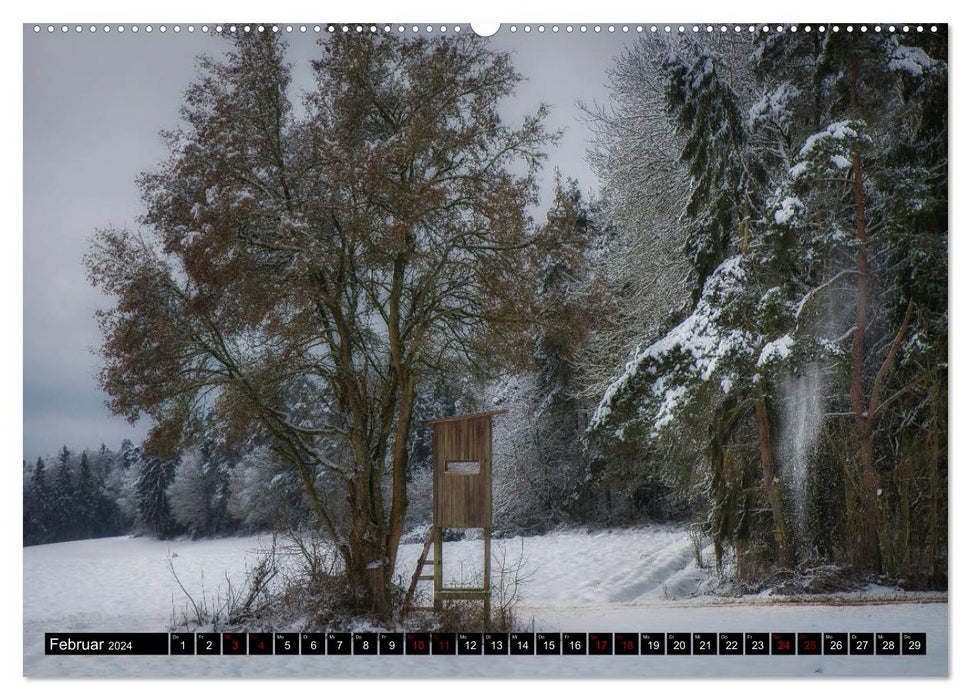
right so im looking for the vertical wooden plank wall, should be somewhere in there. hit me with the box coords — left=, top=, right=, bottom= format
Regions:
left=433, top=414, right=493, bottom=528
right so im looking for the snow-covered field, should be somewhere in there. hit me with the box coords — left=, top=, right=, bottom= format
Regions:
left=23, top=526, right=947, bottom=677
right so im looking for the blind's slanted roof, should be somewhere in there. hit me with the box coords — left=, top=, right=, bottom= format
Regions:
left=423, top=410, right=507, bottom=427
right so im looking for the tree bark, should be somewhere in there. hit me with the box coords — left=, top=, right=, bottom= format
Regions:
left=848, top=57, right=881, bottom=572
left=346, top=508, right=390, bottom=619
left=383, top=248, right=414, bottom=613
left=385, top=374, right=414, bottom=586
left=898, top=455, right=913, bottom=576
left=926, top=375, right=941, bottom=586
left=754, top=391, right=791, bottom=568
left=710, top=412, right=727, bottom=571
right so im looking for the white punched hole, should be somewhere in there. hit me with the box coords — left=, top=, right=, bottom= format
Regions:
left=471, top=23, right=501, bottom=37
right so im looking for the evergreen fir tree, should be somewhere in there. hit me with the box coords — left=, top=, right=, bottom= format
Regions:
left=135, top=456, right=178, bottom=538
left=662, top=35, right=767, bottom=303
left=51, top=446, right=75, bottom=541
left=76, top=451, right=95, bottom=539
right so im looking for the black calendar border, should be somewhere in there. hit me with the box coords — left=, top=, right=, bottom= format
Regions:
left=43, top=631, right=927, bottom=656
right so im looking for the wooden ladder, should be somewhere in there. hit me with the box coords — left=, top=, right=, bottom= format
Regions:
left=400, top=526, right=492, bottom=626
left=401, top=528, right=437, bottom=616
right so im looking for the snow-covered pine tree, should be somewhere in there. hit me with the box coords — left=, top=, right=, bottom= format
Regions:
left=135, top=455, right=178, bottom=538
left=662, top=34, right=767, bottom=304
left=32, top=456, right=47, bottom=493
left=28, top=457, right=51, bottom=543
left=588, top=32, right=801, bottom=570
left=50, top=446, right=77, bottom=541
left=76, top=451, right=96, bottom=539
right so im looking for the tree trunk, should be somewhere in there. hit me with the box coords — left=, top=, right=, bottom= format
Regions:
left=340, top=387, right=414, bottom=624
left=709, top=402, right=744, bottom=572
left=753, top=392, right=791, bottom=568
left=854, top=423, right=881, bottom=570
left=926, top=375, right=942, bottom=586
left=710, top=414, right=727, bottom=571
left=848, top=57, right=881, bottom=572
left=384, top=373, right=414, bottom=600
left=384, top=249, right=413, bottom=597
left=898, top=455, right=913, bottom=576
left=341, top=376, right=417, bottom=623
left=345, top=507, right=390, bottom=619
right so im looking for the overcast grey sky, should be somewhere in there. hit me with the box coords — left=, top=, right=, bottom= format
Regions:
left=22, top=25, right=638, bottom=460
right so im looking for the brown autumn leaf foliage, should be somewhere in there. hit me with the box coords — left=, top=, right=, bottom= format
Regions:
left=86, top=31, right=557, bottom=620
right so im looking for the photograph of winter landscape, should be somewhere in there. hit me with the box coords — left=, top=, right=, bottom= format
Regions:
left=23, top=22, right=947, bottom=678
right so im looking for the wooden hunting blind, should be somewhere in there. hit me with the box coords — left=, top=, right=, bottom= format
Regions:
left=403, top=410, right=506, bottom=622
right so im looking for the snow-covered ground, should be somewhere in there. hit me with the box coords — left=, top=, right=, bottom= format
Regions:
left=23, top=526, right=947, bottom=677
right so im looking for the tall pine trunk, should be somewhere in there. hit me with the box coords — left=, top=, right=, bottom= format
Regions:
left=754, top=390, right=791, bottom=568
left=926, top=375, right=942, bottom=586
left=848, top=58, right=881, bottom=572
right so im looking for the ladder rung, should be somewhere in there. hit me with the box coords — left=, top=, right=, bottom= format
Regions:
left=417, top=575, right=435, bottom=581
left=438, top=589, right=489, bottom=601
left=412, top=606, right=435, bottom=612
left=441, top=586, right=489, bottom=592
left=423, top=560, right=436, bottom=565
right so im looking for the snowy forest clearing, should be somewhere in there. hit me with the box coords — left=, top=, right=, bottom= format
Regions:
left=24, top=528, right=946, bottom=677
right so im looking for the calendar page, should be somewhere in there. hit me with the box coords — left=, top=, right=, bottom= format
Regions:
left=22, top=18, right=948, bottom=679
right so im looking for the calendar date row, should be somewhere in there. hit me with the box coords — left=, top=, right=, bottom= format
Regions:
left=47, top=631, right=926, bottom=656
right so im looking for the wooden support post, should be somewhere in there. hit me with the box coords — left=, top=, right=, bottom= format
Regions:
left=483, top=526, right=492, bottom=627
left=433, top=526, right=443, bottom=612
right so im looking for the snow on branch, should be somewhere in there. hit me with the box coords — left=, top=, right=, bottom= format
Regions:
left=590, top=255, right=754, bottom=434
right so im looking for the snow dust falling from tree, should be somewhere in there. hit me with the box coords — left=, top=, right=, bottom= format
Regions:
left=779, top=365, right=825, bottom=543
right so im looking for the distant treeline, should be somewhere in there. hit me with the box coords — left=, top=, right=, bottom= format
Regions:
left=23, top=445, right=128, bottom=544
left=22, top=432, right=316, bottom=546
